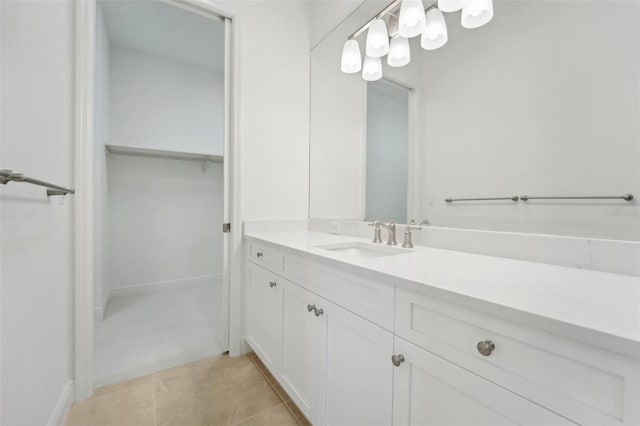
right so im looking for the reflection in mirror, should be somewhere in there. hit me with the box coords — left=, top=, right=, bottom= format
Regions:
left=365, top=80, right=409, bottom=223
left=309, top=0, right=640, bottom=241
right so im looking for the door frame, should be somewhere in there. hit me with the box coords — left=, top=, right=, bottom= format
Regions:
left=74, top=0, right=242, bottom=401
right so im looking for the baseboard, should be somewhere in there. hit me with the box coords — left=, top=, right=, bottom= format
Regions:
left=109, top=274, right=222, bottom=301
left=46, top=380, right=75, bottom=426
left=230, top=337, right=252, bottom=356
left=93, top=289, right=110, bottom=322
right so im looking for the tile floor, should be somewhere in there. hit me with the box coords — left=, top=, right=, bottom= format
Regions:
left=95, top=284, right=226, bottom=387
left=66, top=352, right=311, bottom=426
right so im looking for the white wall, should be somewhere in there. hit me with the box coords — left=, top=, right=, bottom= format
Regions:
left=94, top=4, right=110, bottom=317
left=0, top=1, right=75, bottom=424
left=310, top=0, right=366, bottom=47
left=109, top=44, right=224, bottom=155
left=216, top=0, right=311, bottom=220
left=107, top=156, right=223, bottom=289
left=420, top=0, right=640, bottom=240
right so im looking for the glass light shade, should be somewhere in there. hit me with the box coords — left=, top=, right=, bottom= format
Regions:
left=387, top=37, right=410, bottom=67
left=366, top=19, right=390, bottom=58
left=438, top=0, right=468, bottom=13
left=421, top=8, right=448, bottom=50
left=399, top=0, right=426, bottom=38
left=341, top=39, right=362, bottom=73
left=362, top=56, right=382, bottom=81
left=461, top=0, right=493, bottom=28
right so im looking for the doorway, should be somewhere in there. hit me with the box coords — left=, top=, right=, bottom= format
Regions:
left=91, top=0, right=231, bottom=388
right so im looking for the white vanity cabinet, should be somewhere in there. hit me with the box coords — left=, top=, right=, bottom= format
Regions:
left=245, top=242, right=394, bottom=425
left=245, top=261, right=281, bottom=374
left=244, top=237, right=640, bottom=426
left=392, top=337, right=574, bottom=426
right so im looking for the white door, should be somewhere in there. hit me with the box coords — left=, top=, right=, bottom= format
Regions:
left=280, top=280, right=322, bottom=421
left=245, top=262, right=280, bottom=374
left=392, top=337, right=575, bottom=426
left=319, top=300, right=394, bottom=426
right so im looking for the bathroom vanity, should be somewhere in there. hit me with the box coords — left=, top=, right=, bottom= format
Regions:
left=243, top=229, right=640, bottom=426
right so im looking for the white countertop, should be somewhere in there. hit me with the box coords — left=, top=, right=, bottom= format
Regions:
left=244, top=230, right=640, bottom=358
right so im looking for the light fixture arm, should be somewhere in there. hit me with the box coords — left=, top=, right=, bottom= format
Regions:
left=348, top=0, right=436, bottom=40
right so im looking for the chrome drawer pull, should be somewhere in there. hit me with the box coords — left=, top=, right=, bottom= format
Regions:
left=269, top=281, right=277, bottom=288
left=477, top=340, right=495, bottom=356
left=256, top=252, right=263, bottom=258
left=391, top=354, right=405, bottom=367
left=307, top=304, right=316, bottom=312
left=314, top=307, right=324, bottom=317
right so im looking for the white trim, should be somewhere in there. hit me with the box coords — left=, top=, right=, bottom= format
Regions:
left=74, top=0, right=96, bottom=401
left=46, top=381, right=75, bottom=426
left=108, top=274, right=221, bottom=301
left=227, top=10, right=245, bottom=356
left=74, top=0, right=242, bottom=399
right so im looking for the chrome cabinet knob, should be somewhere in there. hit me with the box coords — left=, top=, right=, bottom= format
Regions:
left=477, top=340, right=495, bottom=356
left=256, top=252, right=263, bottom=257
left=307, top=304, right=316, bottom=312
left=269, top=281, right=277, bottom=288
left=314, top=307, right=324, bottom=317
left=391, top=354, right=405, bottom=367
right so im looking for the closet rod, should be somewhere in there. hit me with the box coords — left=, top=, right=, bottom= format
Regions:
left=0, top=169, right=75, bottom=196
left=105, top=144, right=223, bottom=163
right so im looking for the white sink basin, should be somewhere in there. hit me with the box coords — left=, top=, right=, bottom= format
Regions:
left=315, top=242, right=412, bottom=260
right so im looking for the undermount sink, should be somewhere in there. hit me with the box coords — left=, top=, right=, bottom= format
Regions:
left=315, top=241, right=412, bottom=260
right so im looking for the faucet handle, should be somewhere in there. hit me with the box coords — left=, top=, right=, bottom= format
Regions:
left=368, top=221, right=383, bottom=243
left=402, top=225, right=421, bottom=248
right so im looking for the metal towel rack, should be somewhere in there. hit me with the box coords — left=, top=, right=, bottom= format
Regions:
left=0, top=170, right=75, bottom=196
left=445, top=194, right=634, bottom=203
left=445, top=196, right=519, bottom=203
left=520, top=194, right=634, bottom=202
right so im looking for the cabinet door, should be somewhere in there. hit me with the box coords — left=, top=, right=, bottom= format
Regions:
left=280, top=279, right=322, bottom=422
left=319, top=300, right=394, bottom=426
left=245, top=262, right=280, bottom=374
left=392, top=337, right=575, bottom=426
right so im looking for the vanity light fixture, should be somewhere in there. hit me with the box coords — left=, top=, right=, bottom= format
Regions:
left=461, top=0, right=493, bottom=28
left=366, top=18, right=391, bottom=57
left=362, top=56, right=383, bottom=81
left=388, top=36, right=411, bottom=67
left=438, top=0, right=467, bottom=13
left=341, top=39, right=362, bottom=73
left=341, top=0, right=494, bottom=80
left=399, top=0, right=427, bottom=38
left=422, top=7, right=448, bottom=50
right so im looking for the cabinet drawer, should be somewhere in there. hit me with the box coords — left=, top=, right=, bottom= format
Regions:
left=392, top=337, right=575, bottom=426
left=396, top=288, right=640, bottom=425
left=281, top=255, right=394, bottom=330
left=246, top=241, right=283, bottom=272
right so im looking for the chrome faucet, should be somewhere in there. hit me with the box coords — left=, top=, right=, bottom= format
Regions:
left=368, top=220, right=397, bottom=245
left=410, top=219, right=430, bottom=226
left=402, top=225, right=421, bottom=248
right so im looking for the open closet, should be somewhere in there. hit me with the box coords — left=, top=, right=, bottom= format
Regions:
left=93, top=0, right=228, bottom=386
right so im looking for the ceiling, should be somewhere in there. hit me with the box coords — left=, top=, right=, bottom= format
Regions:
left=99, top=0, right=225, bottom=71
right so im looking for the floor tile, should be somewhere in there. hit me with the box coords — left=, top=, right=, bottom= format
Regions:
left=233, top=403, right=299, bottom=426
left=67, top=353, right=309, bottom=426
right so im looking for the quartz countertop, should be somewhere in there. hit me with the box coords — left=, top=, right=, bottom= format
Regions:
left=244, top=230, right=640, bottom=359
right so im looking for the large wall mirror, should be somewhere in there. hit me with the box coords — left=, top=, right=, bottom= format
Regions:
left=309, top=0, right=640, bottom=241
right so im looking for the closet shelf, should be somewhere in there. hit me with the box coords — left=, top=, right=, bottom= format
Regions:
left=105, top=144, right=223, bottom=163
